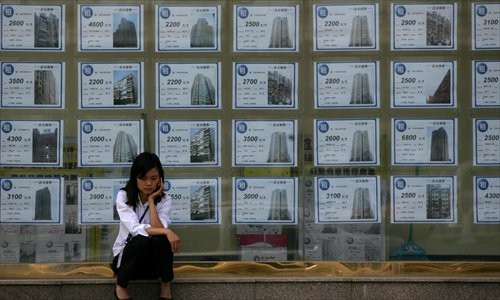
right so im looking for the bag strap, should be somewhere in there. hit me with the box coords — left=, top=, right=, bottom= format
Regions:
left=125, top=205, right=150, bottom=243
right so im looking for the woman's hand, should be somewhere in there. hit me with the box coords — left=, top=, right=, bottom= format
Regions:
left=164, top=228, right=181, bottom=253
left=149, top=180, right=164, bottom=202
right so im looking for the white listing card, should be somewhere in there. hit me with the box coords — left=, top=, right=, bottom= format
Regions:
left=315, top=176, right=381, bottom=223
left=391, top=61, right=456, bottom=108
left=313, top=4, right=379, bottom=51
left=1, top=62, right=65, bottom=109
left=156, top=120, right=221, bottom=166
left=156, top=5, right=220, bottom=51
left=78, top=120, right=144, bottom=167
left=234, top=5, right=298, bottom=52
left=472, top=3, right=500, bottom=50
left=78, top=62, right=144, bottom=109
left=391, top=4, right=456, bottom=50
left=314, top=119, right=379, bottom=166
left=233, top=177, right=298, bottom=224
left=0, top=120, right=63, bottom=167
left=392, top=119, right=457, bottom=165
left=1, top=4, right=65, bottom=51
left=474, top=177, right=500, bottom=224
left=232, top=120, right=297, bottom=166
left=391, top=176, right=457, bottom=223
left=315, top=62, right=379, bottom=108
left=164, top=178, right=221, bottom=224
left=474, top=119, right=500, bottom=165
left=79, top=177, right=127, bottom=224
left=473, top=61, right=500, bottom=107
left=0, top=178, right=63, bottom=224
left=78, top=5, right=143, bottom=51
left=156, top=63, right=220, bottom=109
left=233, top=63, right=297, bottom=109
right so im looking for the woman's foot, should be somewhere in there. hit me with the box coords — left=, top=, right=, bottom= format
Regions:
left=115, top=284, right=132, bottom=300
left=159, top=281, right=172, bottom=299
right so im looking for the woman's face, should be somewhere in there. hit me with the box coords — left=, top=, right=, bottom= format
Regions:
left=136, top=167, right=161, bottom=198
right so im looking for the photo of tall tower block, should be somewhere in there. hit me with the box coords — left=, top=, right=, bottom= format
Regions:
left=34, top=70, right=57, bottom=105
left=267, top=132, right=291, bottom=163
left=191, top=73, right=216, bottom=105
left=426, top=184, right=451, bottom=219
left=350, top=130, right=373, bottom=161
left=349, top=15, right=372, bottom=47
left=268, top=189, right=291, bottom=220
left=429, top=127, right=450, bottom=161
left=34, top=13, right=59, bottom=48
left=34, top=187, right=52, bottom=220
left=32, top=128, right=58, bottom=163
left=190, top=18, right=215, bottom=47
left=426, top=11, right=452, bottom=46
left=427, top=70, right=451, bottom=104
left=351, top=187, right=374, bottom=219
left=113, top=131, right=138, bottom=163
left=350, top=73, right=373, bottom=104
left=269, top=17, right=292, bottom=48
left=113, top=17, right=138, bottom=48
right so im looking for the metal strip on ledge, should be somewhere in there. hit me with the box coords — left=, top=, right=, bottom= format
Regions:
left=1, top=262, right=500, bottom=280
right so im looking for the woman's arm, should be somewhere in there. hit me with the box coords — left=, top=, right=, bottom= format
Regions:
left=146, top=227, right=181, bottom=253
left=147, top=181, right=165, bottom=228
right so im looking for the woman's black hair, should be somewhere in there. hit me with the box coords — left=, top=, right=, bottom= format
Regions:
left=122, top=152, right=165, bottom=209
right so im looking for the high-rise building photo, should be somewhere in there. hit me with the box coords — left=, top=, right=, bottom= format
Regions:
left=190, top=18, right=215, bottom=47
left=34, top=70, right=58, bottom=105
left=426, top=11, right=452, bottom=46
left=113, top=70, right=138, bottom=105
left=190, top=185, right=216, bottom=221
left=191, top=73, right=216, bottom=105
left=113, top=14, right=138, bottom=48
left=190, top=127, right=216, bottom=163
left=34, top=13, right=59, bottom=48
left=269, top=17, right=292, bottom=48
left=268, top=71, right=293, bottom=105
left=349, top=15, right=372, bottom=47
left=32, top=128, right=58, bottom=163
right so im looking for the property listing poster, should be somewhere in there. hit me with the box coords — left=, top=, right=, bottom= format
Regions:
left=156, top=62, right=221, bottom=109
left=1, top=4, right=65, bottom=51
left=315, top=176, right=381, bottom=223
left=77, top=120, right=144, bottom=167
left=156, top=120, right=221, bottom=167
left=156, top=5, right=220, bottom=51
left=314, top=119, right=379, bottom=166
left=302, top=177, right=384, bottom=261
left=473, top=176, right=500, bottom=224
left=1, top=62, right=65, bottom=109
left=233, top=62, right=297, bottom=109
left=313, top=4, right=379, bottom=51
left=165, top=178, right=221, bottom=224
left=232, top=177, right=298, bottom=224
left=472, top=3, right=500, bottom=50
left=0, top=120, right=63, bottom=167
left=78, top=62, right=144, bottom=109
left=392, top=118, right=457, bottom=165
left=315, top=62, right=379, bottom=108
left=473, top=119, right=500, bottom=165
left=234, top=5, right=298, bottom=52
left=0, top=177, right=63, bottom=224
left=391, top=3, right=457, bottom=50
left=78, top=5, right=143, bottom=51
left=78, top=177, right=127, bottom=224
left=472, top=60, right=500, bottom=107
left=232, top=120, right=297, bottom=167
left=391, top=176, right=457, bottom=223
left=391, top=61, right=456, bottom=108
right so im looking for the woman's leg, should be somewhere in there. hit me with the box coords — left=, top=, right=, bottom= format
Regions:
left=116, top=235, right=151, bottom=288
